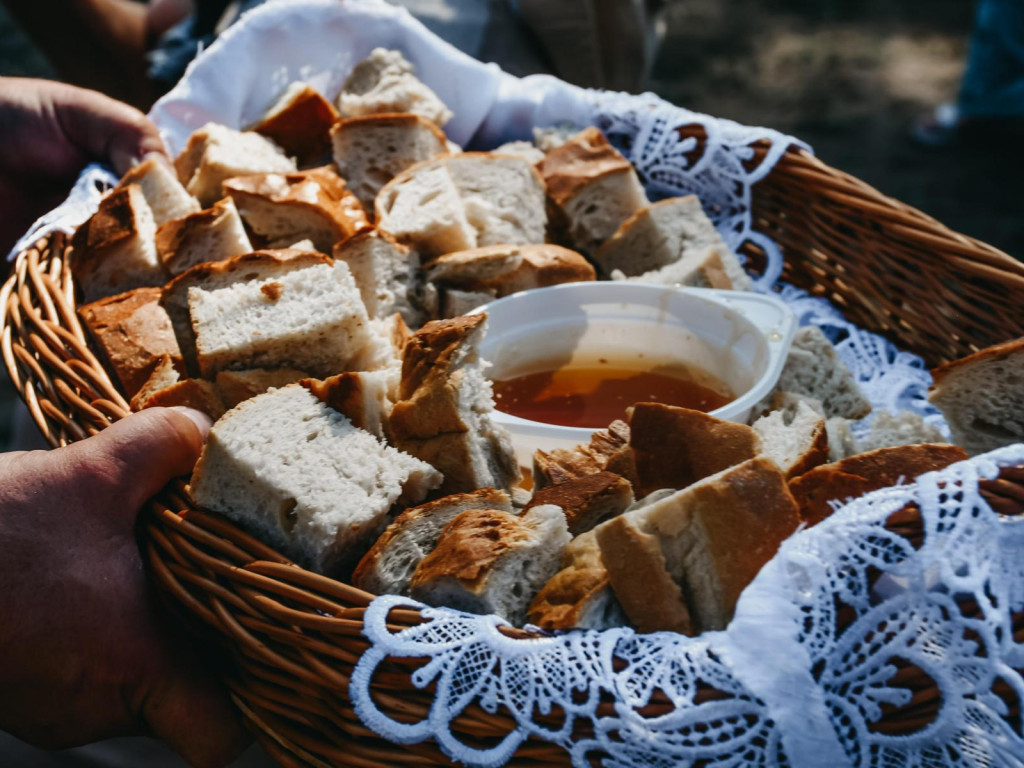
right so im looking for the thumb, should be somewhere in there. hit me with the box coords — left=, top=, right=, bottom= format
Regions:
left=59, top=407, right=212, bottom=519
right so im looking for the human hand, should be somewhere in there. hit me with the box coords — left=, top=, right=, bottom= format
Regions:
left=0, top=77, right=167, bottom=258
left=0, top=407, right=248, bottom=767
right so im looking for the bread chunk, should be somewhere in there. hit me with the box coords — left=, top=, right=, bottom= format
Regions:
left=375, top=161, right=476, bottom=256
left=766, top=326, right=872, bottom=420
left=333, top=229, right=424, bottom=327
left=251, top=81, right=339, bottom=166
left=301, top=369, right=397, bottom=440
left=190, top=385, right=442, bottom=574
left=538, top=127, right=647, bottom=253
left=389, top=314, right=519, bottom=494
left=352, top=488, right=513, bottom=596
left=132, top=373, right=226, bottom=420
left=527, top=529, right=627, bottom=631
left=331, top=112, right=449, bottom=211
left=155, top=197, right=252, bottom=276
left=162, top=248, right=332, bottom=374
left=215, top=367, right=310, bottom=409
left=596, top=456, right=800, bottom=633
left=751, top=399, right=829, bottom=480
left=71, top=185, right=165, bottom=302
left=426, top=243, right=594, bottom=317
left=599, top=197, right=752, bottom=289
left=630, top=403, right=762, bottom=498
left=858, top=410, right=945, bottom=453
left=523, top=471, right=633, bottom=535
left=224, top=166, right=369, bottom=253
left=79, top=286, right=183, bottom=396
left=494, top=140, right=545, bottom=165
left=789, top=444, right=968, bottom=526
left=175, top=123, right=296, bottom=206
left=928, top=338, right=1024, bottom=455
left=376, top=154, right=547, bottom=258
left=117, top=157, right=199, bottom=226
left=337, top=48, right=452, bottom=126
left=533, top=419, right=635, bottom=489
left=409, top=505, right=571, bottom=625
left=189, top=261, right=375, bottom=378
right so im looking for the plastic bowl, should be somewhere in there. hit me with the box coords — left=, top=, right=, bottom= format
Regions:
left=471, top=283, right=797, bottom=469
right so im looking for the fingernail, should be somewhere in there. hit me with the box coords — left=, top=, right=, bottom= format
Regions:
left=170, top=406, right=214, bottom=439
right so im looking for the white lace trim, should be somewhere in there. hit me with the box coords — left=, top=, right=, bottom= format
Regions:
left=354, top=447, right=1024, bottom=767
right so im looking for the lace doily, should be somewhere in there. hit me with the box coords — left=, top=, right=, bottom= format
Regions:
left=352, top=447, right=1024, bottom=768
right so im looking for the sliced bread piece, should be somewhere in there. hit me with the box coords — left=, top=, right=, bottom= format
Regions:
left=438, top=288, right=496, bottom=320
left=215, top=367, right=310, bottom=409
left=352, top=488, right=513, bottom=596
left=826, top=417, right=859, bottom=462
left=426, top=243, right=595, bottom=317
left=595, top=455, right=800, bottom=633
left=175, top=123, right=297, bottom=207
left=538, top=127, right=647, bottom=254
left=389, top=314, right=519, bottom=494
left=928, top=338, right=1024, bottom=455
left=224, top=166, right=369, bottom=253
left=596, top=197, right=751, bottom=288
left=117, top=157, right=199, bottom=226
left=333, top=229, right=423, bottom=327
left=523, top=471, right=634, bottom=535
left=408, top=505, right=571, bottom=625
left=444, top=153, right=547, bottom=247
left=766, top=326, right=872, bottom=420
left=162, top=249, right=333, bottom=375
left=375, top=160, right=476, bottom=256
left=337, top=47, right=452, bottom=126
left=78, top=286, right=183, bottom=396
left=250, top=81, right=339, bottom=166
left=533, top=419, right=635, bottom=489
left=131, top=374, right=226, bottom=420
left=71, top=185, right=165, bottom=302
left=301, top=369, right=396, bottom=440
left=127, top=354, right=181, bottom=409
left=190, top=384, right=442, bottom=574
left=331, top=112, right=449, bottom=211
left=527, top=529, right=627, bottom=631
left=629, top=403, right=762, bottom=498
left=494, top=140, right=545, bottom=165
left=189, top=260, right=375, bottom=378
left=751, top=399, right=829, bottom=480
left=789, top=444, right=968, bottom=526
left=155, top=197, right=252, bottom=276
left=858, top=410, right=946, bottom=453
left=610, top=246, right=736, bottom=289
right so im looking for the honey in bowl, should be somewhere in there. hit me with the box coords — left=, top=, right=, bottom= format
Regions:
left=492, top=355, right=734, bottom=429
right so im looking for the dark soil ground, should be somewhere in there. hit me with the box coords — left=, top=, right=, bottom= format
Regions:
left=0, top=0, right=1018, bottom=448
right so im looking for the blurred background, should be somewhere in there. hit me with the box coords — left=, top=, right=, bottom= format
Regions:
left=0, top=0, right=1018, bottom=449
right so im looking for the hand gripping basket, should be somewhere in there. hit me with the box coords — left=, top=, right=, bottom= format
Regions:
left=5, top=2, right=1024, bottom=767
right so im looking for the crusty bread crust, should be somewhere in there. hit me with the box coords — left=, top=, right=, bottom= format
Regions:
left=410, top=508, right=528, bottom=593
left=595, top=513, right=694, bottom=634
left=392, top=314, right=485, bottom=434
left=426, top=243, right=595, bottom=295
left=79, top=286, right=184, bottom=397
left=538, top=127, right=635, bottom=205
left=527, top=530, right=619, bottom=630
left=352, top=488, right=512, bottom=594
left=931, top=337, right=1024, bottom=385
left=132, top=378, right=226, bottom=420
left=155, top=197, right=251, bottom=275
left=251, top=83, right=339, bottom=165
left=630, top=403, right=762, bottom=497
left=789, top=443, right=968, bottom=526
left=224, top=166, right=370, bottom=250
left=523, top=471, right=633, bottom=535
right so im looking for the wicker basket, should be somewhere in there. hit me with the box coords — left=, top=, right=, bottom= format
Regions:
left=4, top=137, right=1024, bottom=767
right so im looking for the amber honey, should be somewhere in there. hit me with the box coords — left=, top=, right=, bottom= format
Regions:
left=492, top=357, right=733, bottom=429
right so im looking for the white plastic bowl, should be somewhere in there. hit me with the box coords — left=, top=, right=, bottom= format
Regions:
left=471, top=283, right=797, bottom=469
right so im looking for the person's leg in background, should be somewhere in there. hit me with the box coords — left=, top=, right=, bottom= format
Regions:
left=915, top=0, right=1024, bottom=145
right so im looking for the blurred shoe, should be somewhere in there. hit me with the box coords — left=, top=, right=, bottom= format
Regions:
left=911, top=103, right=961, bottom=147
